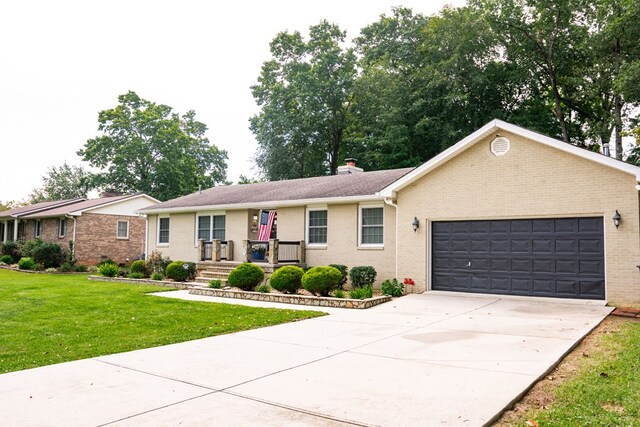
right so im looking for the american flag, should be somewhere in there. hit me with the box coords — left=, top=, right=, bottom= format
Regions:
left=258, top=210, right=276, bottom=240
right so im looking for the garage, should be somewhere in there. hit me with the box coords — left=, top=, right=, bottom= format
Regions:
left=431, top=217, right=605, bottom=299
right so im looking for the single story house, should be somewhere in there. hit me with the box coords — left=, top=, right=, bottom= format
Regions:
left=139, top=120, right=640, bottom=305
left=0, top=194, right=159, bottom=265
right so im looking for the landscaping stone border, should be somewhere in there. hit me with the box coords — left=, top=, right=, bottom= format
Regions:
left=0, top=265, right=89, bottom=275
left=88, top=275, right=191, bottom=290
left=189, top=287, right=392, bottom=309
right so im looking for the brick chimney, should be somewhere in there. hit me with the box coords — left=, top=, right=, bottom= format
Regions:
left=337, top=158, right=364, bottom=175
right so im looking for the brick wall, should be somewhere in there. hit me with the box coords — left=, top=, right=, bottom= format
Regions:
left=395, top=131, right=640, bottom=305
left=74, top=213, right=146, bottom=265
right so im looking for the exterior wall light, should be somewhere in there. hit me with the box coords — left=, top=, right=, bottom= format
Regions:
left=612, top=210, right=621, bottom=228
left=412, top=217, right=420, bottom=232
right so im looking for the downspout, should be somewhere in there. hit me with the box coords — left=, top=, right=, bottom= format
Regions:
left=384, top=197, right=399, bottom=280
left=142, top=214, right=148, bottom=260
left=67, top=215, right=77, bottom=259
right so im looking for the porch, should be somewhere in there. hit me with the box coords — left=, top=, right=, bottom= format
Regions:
left=198, top=239, right=306, bottom=264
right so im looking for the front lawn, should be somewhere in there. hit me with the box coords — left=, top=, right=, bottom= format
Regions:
left=496, top=316, right=640, bottom=426
left=0, top=269, right=323, bottom=373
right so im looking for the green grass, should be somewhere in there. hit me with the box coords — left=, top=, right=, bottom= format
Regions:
left=0, top=269, right=324, bottom=373
left=527, top=320, right=640, bottom=426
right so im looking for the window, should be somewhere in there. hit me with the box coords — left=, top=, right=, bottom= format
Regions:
left=307, top=209, right=327, bottom=245
left=57, top=218, right=67, bottom=237
left=196, top=214, right=225, bottom=242
left=117, top=221, right=129, bottom=239
left=360, top=206, right=384, bottom=245
left=158, top=217, right=170, bottom=244
left=34, top=220, right=42, bottom=238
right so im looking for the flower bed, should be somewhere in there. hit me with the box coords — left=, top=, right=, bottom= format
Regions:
left=189, top=286, right=391, bottom=309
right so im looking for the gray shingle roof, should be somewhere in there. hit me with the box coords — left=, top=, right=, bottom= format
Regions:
left=19, top=195, right=135, bottom=219
left=0, top=199, right=82, bottom=219
left=141, top=168, right=414, bottom=212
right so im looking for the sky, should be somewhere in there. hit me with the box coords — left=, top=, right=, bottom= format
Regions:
left=0, top=0, right=465, bottom=203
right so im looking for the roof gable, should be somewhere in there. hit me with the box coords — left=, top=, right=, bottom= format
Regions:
left=378, top=119, right=640, bottom=197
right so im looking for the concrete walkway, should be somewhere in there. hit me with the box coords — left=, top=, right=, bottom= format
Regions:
left=0, top=293, right=612, bottom=426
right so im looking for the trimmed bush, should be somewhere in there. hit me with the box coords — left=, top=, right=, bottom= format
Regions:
left=0, top=254, right=12, bottom=264
left=349, top=266, right=377, bottom=288
left=165, top=261, right=189, bottom=282
left=328, top=264, right=348, bottom=289
left=151, top=272, right=164, bottom=281
left=209, top=279, right=222, bottom=288
left=128, top=272, right=145, bottom=279
left=58, top=262, right=75, bottom=272
left=256, top=283, right=271, bottom=293
left=18, top=238, right=44, bottom=258
left=381, top=278, right=404, bottom=297
left=130, top=260, right=147, bottom=276
left=349, top=285, right=373, bottom=300
left=18, top=257, right=36, bottom=270
left=74, top=265, right=88, bottom=272
left=32, top=242, right=66, bottom=268
left=269, top=266, right=304, bottom=294
left=302, top=266, right=341, bottom=296
left=227, top=262, right=265, bottom=291
left=99, top=262, right=119, bottom=277
left=1, top=241, right=21, bottom=263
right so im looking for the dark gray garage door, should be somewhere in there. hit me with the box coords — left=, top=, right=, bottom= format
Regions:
left=432, top=218, right=605, bottom=299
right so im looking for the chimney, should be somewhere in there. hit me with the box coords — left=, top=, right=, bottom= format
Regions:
left=100, top=188, right=123, bottom=198
left=337, top=158, right=364, bottom=175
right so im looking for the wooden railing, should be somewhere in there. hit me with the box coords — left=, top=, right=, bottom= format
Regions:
left=200, top=240, right=233, bottom=262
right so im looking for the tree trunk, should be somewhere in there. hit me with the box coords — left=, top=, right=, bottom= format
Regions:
left=552, top=82, right=570, bottom=143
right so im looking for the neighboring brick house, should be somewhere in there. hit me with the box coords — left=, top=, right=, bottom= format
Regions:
left=0, top=194, right=159, bottom=265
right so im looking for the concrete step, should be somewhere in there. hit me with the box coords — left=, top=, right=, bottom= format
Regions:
left=199, top=270, right=230, bottom=278
left=195, top=276, right=228, bottom=285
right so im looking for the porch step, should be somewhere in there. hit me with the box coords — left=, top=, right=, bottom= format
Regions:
left=199, top=270, right=231, bottom=279
left=195, top=276, right=228, bottom=285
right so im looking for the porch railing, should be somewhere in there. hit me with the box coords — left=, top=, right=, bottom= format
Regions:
left=200, top=240, right=233, bottom=262
left=243, top=239, right=305, bottom=264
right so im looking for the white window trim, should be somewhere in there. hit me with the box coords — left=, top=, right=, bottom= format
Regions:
left=116, top=220, right=129, bottom=240
left=358, top=203, right=384, bottom=248
left=194, top=211, right=225, bottom=246
left=157, top=215, right=170, bottom=246
left=306, top=205, right=328, bottom=247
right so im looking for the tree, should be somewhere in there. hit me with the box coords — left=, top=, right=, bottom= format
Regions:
left=78, top=91, right=227, bottom=201
left=29, top=162, right=94, bottom=203
left=250, top=21, right=357, bottom=180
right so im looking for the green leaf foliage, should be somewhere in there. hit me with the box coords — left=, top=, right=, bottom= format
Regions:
left=228, top=262, right=265, bottom=291
left=78, top=91, right=228, bottom=201
left=28, top=162, right=94, bottom=203
left=269, top=265, right=304, bottom=294
left=302, top=266, right=342, bottom=296
left=349, top=266, right=377, bottom=288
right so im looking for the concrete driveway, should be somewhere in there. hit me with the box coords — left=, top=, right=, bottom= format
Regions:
left=0, top=292, right=612, bottom=426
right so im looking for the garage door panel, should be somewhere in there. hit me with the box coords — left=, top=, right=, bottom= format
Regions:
left=431, top=218, right=604, bottom=300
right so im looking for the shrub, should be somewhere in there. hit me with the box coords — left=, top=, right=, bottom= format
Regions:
left=151, top=272, right=164, bottom=281
left=302, top=266, right=341, bottom=296
left=1, top=241, right=21, bottom=263
left=128, top=272, right=145, bottom=279
left=74, top=265, right=88, bottom=272
left=18, top=257, right=36, bottom=270
left=209, top=279, right=222, bottom=288
left=99, top=262, right=119, bottom=277
left=33, top=263, right=44, bottom=271
left=58, top=262, right=75, bottom=272
left=146, top=250, right=172, bottom=274
left=32, top=242, right=66, bottom=268
left=18, top=238, right=44, bottom=258
left=349, top=266, right=377, bottom=288
left=87, top=266, right=99, bottom=273
left=130, top=260, right=147, bottom=276
left=45, top=268, right=58, bottom=273
left=256, top=283, right=271, bottom=293
left=349, top=285, right=373, bottom=300
left=118, top=267, right=129, bottom=277
left=97, top=258, right=115, bottom=267
left=333, top=289, right=345, bottom=299
left=269, top=266, right=304, bottom=294
left=0, top=254, right=12, bottom=264
left=227, top=262, right=265, bottom=291
left=381, top=278, right=404, bottom=297
left=328, top=264, right=348, bottom=289
left=165, top=261, right=196, bottom=282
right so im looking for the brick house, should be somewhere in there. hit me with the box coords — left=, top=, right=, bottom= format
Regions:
left=0, top=194, right=159, bottom=265
left=140, top=120, right=640, bottom=305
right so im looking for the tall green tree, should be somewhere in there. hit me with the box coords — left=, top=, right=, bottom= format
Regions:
left=250, top=21, right=357, bottom=179
left=28, top=162, right=94, bottom=203
left=78, top=91, right=227, bottom=201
